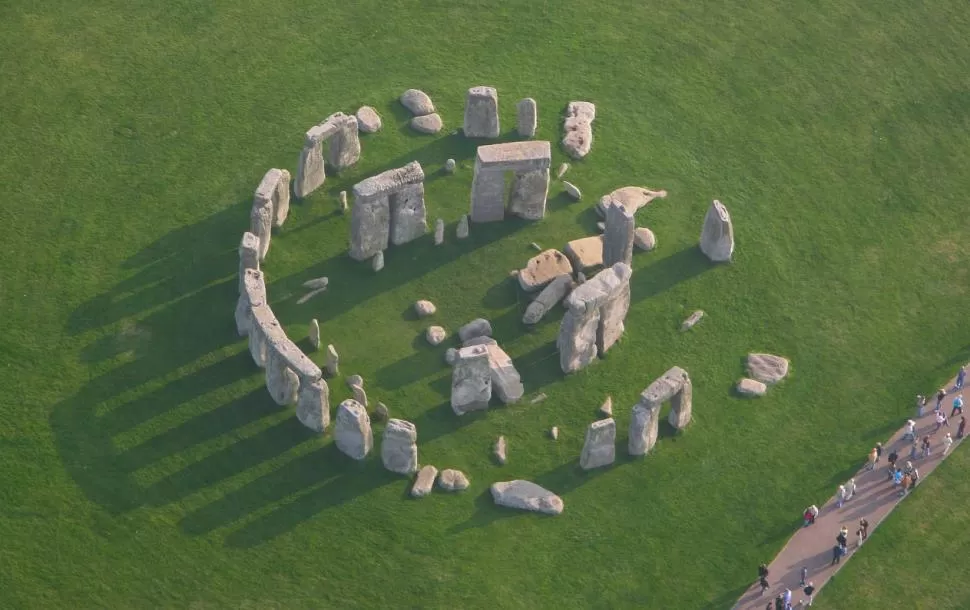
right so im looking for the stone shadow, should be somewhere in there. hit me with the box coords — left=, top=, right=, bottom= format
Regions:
left=630, top=246, right=714, bottom=303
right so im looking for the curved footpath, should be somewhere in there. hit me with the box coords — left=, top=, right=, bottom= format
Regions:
left=733, top=373, right=966, bottom=609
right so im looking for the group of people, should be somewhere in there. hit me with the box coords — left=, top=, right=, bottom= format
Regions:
left=758, top=563, right=816, bottom=608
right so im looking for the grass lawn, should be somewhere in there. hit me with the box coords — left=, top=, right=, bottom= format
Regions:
left=2, top=0, right=970, bottom=607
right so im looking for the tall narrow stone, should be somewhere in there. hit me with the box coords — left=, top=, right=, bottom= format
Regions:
left=699, top=200, right=734, bottom=262
left=350, top=161, right=425, bottom=260
left=451, top=345, right=492, bottom=415
left=266, top=353, right=299, bottom=406
left=294, top=128, right=326, bottom=198
left=249, top=201, right=272, bottom=261
left=389, top=183, right=427, bottom=246
left=434, top=218, right=445, bottom=245
left=516, top=98, right=537, bottom=137
left=580, top=418, right=616, bottom=470
left=325, top=344, right=339, bottom=376
left=334, top=399, right=373, bottom=460
left=456, top=214, right=469, bottom=239
left=295, top=113, right=361, bottom=199
left=327, top=113, right=360, bottom=170
left=470, top=169, right=505, bottom=222
left=668, top=370, right=693, bottom=429
left=463, top=86, right=500, bottom=138
left=238, top=232, right=260, bottom=294
left=557, top=281, right=606, bottom=373
left=308, top=319, right=320, bottom=349
left=602, top=202, right=635, bottom=267
left=381, top=419, right=418, bottom=474
left=255, top=168, right=292, bottom=228
left=596, top=262, right=632, bottom=355
left=561, top=101, right=595, bottom=160
left=508, top=168, right=550, bottom=220
left=470, top=141, right=551, bottom=223
left=628, top=402, right=661, bottom=456
left=297, top=378, right=330, bottom=432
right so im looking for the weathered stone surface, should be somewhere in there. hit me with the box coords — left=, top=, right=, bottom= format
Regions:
left=296, top=378, right=330, bottom=432
left=562, top=101, right=595, bottom=160
left=415, top=300, right=437, bottom=317
left=557, top=263, right=632, bottom=373
left=238, top=232, right=260, bottom=296
left=490, top=480, right=563, bottom=515
left=255, top=168, right=292, bottom=228
left=564, top=236, right=603, bottom=271
left=296, top=288, right=326, bottom=305
left=669, top=373, right=693, bottom=429
left=334, top=399, right=373, bottom=460
left=600, top=395, right=613, bottom=417
left=410, top=113, right=443, bottom=134
left=737, top=378, right=767, bottom=397
left=562, top=181, right=582, bottom=200
left=349, top=195, right=390, bottom=261
left=463, top=336, right=496, bottom=348
left=550, top=426, right=559, bottom=440
left=469, top=169, right=505, bottom=223
left=523, top=273, right=575, bottom=324
left=451, top=345, right=492, bottom=415
left=325, top=113, right=361, bottom=170
left=746, top=353, right=790, bottom=384
left=400, top=89, right=435, bottom=116
left=470, top=142, right=552, bottom=223
left=444, top=158, right=456, bottom=173
left=596, top=186, right=667, bottom=218
left=374, top=402, right=389, bottom=421
left=266, top=358, right=300, bottom=406
left=475, top=140, right=552, bottom=172
left=411, top=465, right=438, bottom=498
left=518, top=249, right=574, bottom=292
left=325, top=344, right=339, bottom=376
left=347, top=375, right=364, bottom=389
left=303, top=276, right=329, bottom=290
left=680, top=310, right=705, bottom=332
left=580, top=418, right=616, bottom=470
left=557, top=162, right=570, bottom=179
left=389, top=183, right=427, bottom=246
left=372, top=251, right=384, bottom=272
left=339, top=190, right=348, bottom=213
left=638, top=366, right=693, bottom=431
left=456, top=214, right=470, bottom=239
left=294, top=131, right=325, bottom=198
left=381, top=419, right=418, bottom=474
left=508, top=168, right=550, bottom=220
left=463, top=86, right=500, bottom=138
left=603, top=202, right=635, bottom=267
left=309, top=319, right=320, bottom=349
left=484, top=343, right=524, bottom=404
left=249, top=201, right=272, bottom=261
left=356, top=106, right=382, bottom=133
left=516, top=97, right=537, bottom=137
left=531, top=393, right=548, bottom=404
left=628, top=402, right=660, bottom=456
left=456, top=318, right=489, bottom=343
left=248, top=304, right=323, bottom=382
left=444, top=348, right=458, bottom=365
left=699, top=200, right=734, bottom=262
left=494, top=435, right=507, bottom=464
left=295, top=113, right=360, bottom=198
left=350, top=161, right=425, bottom=260
left=351, top=384, right=368, bottom=408
left=434, top=218, right=445, bottom=245
left=426, top=325, right=446, bottom=345
left=634, top=227, right=656, bottom=251
left=596, top=262, right=633, bottom=355
left=438, top=469, right=470, bottom=491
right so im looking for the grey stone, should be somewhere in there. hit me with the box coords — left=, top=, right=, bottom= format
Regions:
left=255, top=168, right=292, bottom=228
left=595, top=263, right=632, bottom=355
left=356, top=106, right=382, bottom=133
left=746, top=353, right=790, bottom=384
left=628, top=402, right=660, bottom=456
left=484, top=343, right=524, bottom=404
left=462, top=336, right=496, bottom=348
left=557, top=263, right=632, bottom=373
left=249, top=201, right=272, bottom=261
left=334, top=399, right=373, bottom=460
left=451, top=345, right=492, bottom=415
left=463, top=86, right=500, bottom=138
left=564, top=236, right=603, bottom=271
left=346, top=374, right=363, bottom=389
left=438, top=469, right=470, bottom=491
left=444, top=158, right=456, bottom=174
left=389, top=183, right=428, bottom=246
left=516, top=97, right=537, bottom=137
left=325, top=344, right=339, bottom=376
left=490, top=480, right=563, bottom=515
left=296, top=378, right=330, bottom=432
left=374, top=402, right=390, bottom=421
left=530, top=393, right=547, bottom=404
left=699, top=200, right=735, bottom=262
left=434, top=218, right=445, bottom=245
left=266, top=357, right=300, bottom=406
left=599, top=395, right=613, bottom=417
left=372, top=251, right=384, bottom=272
left=603, top=201, right=635, bottom=267
left=680, top=310, right=705, bottom=332
left=400, top=89, right=435, bottom=116
left=296, top=287, right=327, bottom=305
left=426, top=325, right=446, bottom=346
left=737, top=378, right=767, bottom=397
left=550, top=426, right=559, bottom=440
left=238, top=232, right=260, bottom=297
left=411, top=465, right=438, bottom=498
left=248, top=303, right=322, bottom=383
left=580, top=418, right=616, bottom=470
left=444, top=348, right=458, bottom=365
left=637, top=366, right=693, bottom=433
left=302, top=276, right=329, bottom=290
left=508, top=168, right=550, bottom=220
left=415, top=299, right=437, bottom=317
left=530, top=242, right=542, bottom=251
left=458, top=318, right=492, bottom=342
left=523, top=274, right=575, bottom=324
left=350, top=161, right=426, bottom=260
left=577, top=272, right=587, bottom=284
left=309, top=319, right=320, bottom=349
left=596, top=186, right=668, bottom=218
left=557, top=162, right=569, bottom=179
left=470, top=141, right=552, bottom=223
left=295, top=113, right=360, bottom=198
left=294, top=131, right=324, bottom=198
left=561, top=101, right=595, bottom=160
left=562, top=181, right=582, bottom=200
left=339, top=190, right=348, bottom=213
left=518, top=249, right=574, bottom=292
left=410, top=113, right=443, bottom=134
left=634, top=227, right=657, bottom=251
left=381, top=419, right=418, bottom=475
left=351, top=384, right=368, bottom=409
left=456, top=214, right=470, bottom=239
left=494, top=436, right=507, bottom=464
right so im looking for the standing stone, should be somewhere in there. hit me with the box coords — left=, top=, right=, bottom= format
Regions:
left=603, top=202, right=635, bottom=267
left=635, top=366, right=693, bottom=435
left=400, top=89, right=435, bottom=115
left=295, top=113, right=361, bottom=198
left=557, top=263, right=632, bottom=373
left=444, top=158, right=456, bottom=173
left=550, top=426, right=559, bottom=440
left=434, top=218, right=445, bottom=245
left=596, top=263, right=633, bottom=355
left=523, top=273, right=575, bottom=324
left=451, top=345, right=492, bottom=415
left=438, top=469, right=470, bottom=491
left=325, top=344, right=339, bottom=376
left=580, top=418, right=616, bottom=470
left=494, top=436, right=507, bottom=465
left=296, top=378, right=330, bottom=432
left=339, top=190, right=348, bottom=213
left=516, top=98, right=537, bottom=137
left=249, top=201, right=272, bottom=261
left=255, top=168, right=292, bottom=228
left=599, top=396, right=613, bottom=417
left=426, top=326, right=446, bottom=345
left=390, top=183, right=428, bottom=246
left=351, top=384, right=368, bottom=408
left=346, top=375, right=364, bottom=389
left=266, top=356, right=300, bottom=406
left=381, top=419, right=418, bottom=475
left=326, top=113, right=361, bottom=170
left=411, top=465, right=438, bottom=498
left=561, top=101, right=595, bottom=160
left=294, top=130, right=325, bottom=198
left=308, top=319, right=320, bottom=349
left=634, top=227, right=657, bottom=251
left=238, top=232, right=260, bottom=295
left=470, top=141, right=551, bottom=223
left=557, top=163, right=570, bottom=179
left=458, top=318, right=492, bottom=342
left=356, top=106, right=382, bottom=133
left=628, top=402, right=660, bottom=456
left=374, top=402, right=390, bottom=421
left=484, top=343, right=524, bottom=404
left=456, top=214, right=469, bottom=239
left=372, top=251, right=384, bottom=272
left=669, top=372, right=693, bottom=430
left=490, top=480, right=563, bottom=515
left=699, top=199, right=735, bottom=262
left=410, top=113, right=443, bottom=134
left=562, top=181, right=582, bottom=200
left=350, top=161, right=425, bottom=260
left=444, top=348, right=458, bottom=365
left=508, top=168, right=550, bottom=220
left=746, top=353, right=790, bottom=384
left=334, top=399, right=373, bottom=460
left=463, top=86, right=500, bottom=138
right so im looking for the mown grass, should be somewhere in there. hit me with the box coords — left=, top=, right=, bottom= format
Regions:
left=1, top=0, right=969, bottom=608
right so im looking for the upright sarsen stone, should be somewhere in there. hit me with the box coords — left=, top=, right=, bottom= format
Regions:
left=451, top=345, right=492, bottom=415
left=699, top=200, right=734, bottom=262
left=381, top=419, right=418, bottom=474
left=517, top=98, right=537, bottom=137
left=470, top=141, right=551, bottom=223
left=295, top=112, right=361, bottom=198
left=297, top=378, right=330, bottom=432
left=556, top=263, right=631, bottom=373
left=254, top=168, right=292, bottom=228
left=508, top=168, right=550, bottom=220
left=350, top=161, right=426, bottom=260
left=249, top=201, right=272, bottom=261
left=562, top=101, right=595, bottom=160
left=335, top=399, right=373, bottom=460
left=596, top=262, right=632, bottom=355
left=602, top=202, right=635, bottom=267
left=580, top=418, right=616, bottom=470
left=463, top=86, right=500, bottom=138
left=628, top=401, right=661, bottom=456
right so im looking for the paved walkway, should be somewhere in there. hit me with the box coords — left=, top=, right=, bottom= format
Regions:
left=733, top=374, right=967, bottom=609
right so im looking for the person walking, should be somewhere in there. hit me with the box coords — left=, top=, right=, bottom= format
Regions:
left=952, top=395, right=964, bottom=418
left=937, top=388, right=947, bottom=410
left=831, top=544, right=842, bottom=565
left=845, top=477, right=856, bottom=500
left=855, top=525, right=864, bottom=547
left=887, top=449, right=899, bottom=476
left=859, top=517, right=869, bottom=540
left=958, top=415, right=967, bottom=439
left=944, top=432, right=954, bottom=455
left=904, top=419, right=917, bottom=441
left=958, top=365, right=967, bottom=390
left=803, top=582, right=816, bottom=606
left=900, top=473, right=912, bottom=497
left=910, top=438, right=920, bottom=460
left=799, top=566, right=808, bottom=587
left=803, top=505, right=819, bottom=526
left=759, top=575, right=769, bottom=595
left=866, top=446, right=879, bottom=471
left=935, top=410, right=948, bottom=433
left=922, top=435, right=932, bottom=458
left=836, top=484, right=847, bottom=508
left=917, top=394, right=928, bottom=417
left=837, top=527, right=848, bottom=548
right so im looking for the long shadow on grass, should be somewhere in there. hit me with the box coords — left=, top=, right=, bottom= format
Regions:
left=631, top=246, right=715, bottom=303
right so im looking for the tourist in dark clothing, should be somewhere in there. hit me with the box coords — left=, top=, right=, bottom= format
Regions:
left=803, top=582, right=816, bottom=606
left=837, top=531, right=848, bottom=548
left=958, top=416, right=967, bottom=439
left=937, top=388, right=947, bottom=410
left=831, top=544, right=842, bottom=565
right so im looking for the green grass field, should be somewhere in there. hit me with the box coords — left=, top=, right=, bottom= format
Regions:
left=3, top=0, right=970, bottom=607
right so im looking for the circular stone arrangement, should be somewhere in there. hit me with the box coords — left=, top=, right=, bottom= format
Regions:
left=234, top=85, right=782, bottom=515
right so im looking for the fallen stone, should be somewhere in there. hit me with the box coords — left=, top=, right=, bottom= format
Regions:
left=451, top=345, right=492, bottom=415
left=494, top=436, right=507, bottom=464
left=426, top=325, right=446, bottom=346
left=699, top=199, right=734, bottom=262
left=484, top=343, right=524, bottom=404
left=550, top=426, right=559, bottom=440
left=372, top=251, right=384, bottom=272
left=563, top=181, right=582, bottom=200
left=530, top=241, right=542, bottom=251
left=415, top=300, right=436, bottom=317
left=438, top=469, right=470, bottom=491
left=346, top=375, right=364, bottom=389
left=458, top=318, right=492, bottom=342
left=444, top=159, right=456, bottom=174
left=381, top=419, right=418, bottom=475
left=518, top=249, right=574, bottom=292
left=680, top=310, right=705, bottom=332
left=400, top=89, right=435, bottom=116
left=490, top=480, right=563, bottom=515
left=523, top=273, right=575, bottom=324
left=434, top=218, right=445, bottom=245
left=411, top=465, right=438, bottom=498
left=302, top=276, right=329, bottom=290
left=463, top=86, right=500, bottom=138
left=456, top=214, right=469, bottom=239
left=325, top=344, right=339, bottom=376
left=309, top=319, right=320, bottom=349
left=410, top=113, right=443, bottom=134
left=599, top=395, right=613, bottom=417
left=634, top=227, right=656, bottom=251
left=580, top=418, right=616, bottom=470
left=374, top=402, right=390, bottom=421
left=557, top=163, right=569, bottom=179
left=562, top=101, right=595, bottom=160
left=746, top=353, right=790, bottom=384
left=530, top=393, right=548, bottom=404
left=444, top=348, right=458, bottom=365
left=564, top=236, right=603, bottom=271
left=356, top=106, right=382, bottom=133
left=516, top=97, right=537, bottom=137
left=297, top=287, right=327, bottom=305
left=737, top=378, right=767, bottom=397
left=334, top=399, right=373, bottom=460
left=596, top=186, right=668, bottom=218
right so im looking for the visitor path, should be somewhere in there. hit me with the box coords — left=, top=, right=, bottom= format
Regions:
left=733, top=374, right=966, bottom=609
